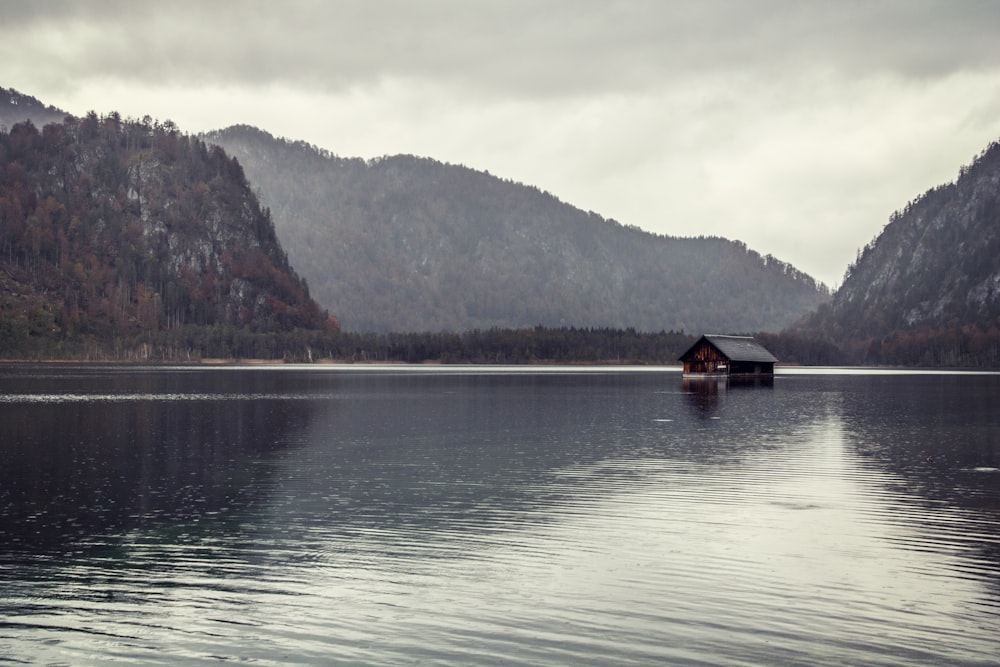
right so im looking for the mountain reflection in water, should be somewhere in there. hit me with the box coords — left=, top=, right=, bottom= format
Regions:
left=1, top=365, right=998, bottom=665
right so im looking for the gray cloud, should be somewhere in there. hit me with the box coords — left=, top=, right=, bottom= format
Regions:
left=7, top=1, right=1000, bottom=94
left=2, top=1, right=1000, bottom=288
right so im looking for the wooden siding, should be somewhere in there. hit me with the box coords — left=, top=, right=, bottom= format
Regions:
left=681, top=339, right=730, bottom=374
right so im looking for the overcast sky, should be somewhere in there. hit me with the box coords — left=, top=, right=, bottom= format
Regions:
left=3, top=0, right=1000, bottom=288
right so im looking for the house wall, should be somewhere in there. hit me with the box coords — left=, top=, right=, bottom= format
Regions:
left=682, top=341, right=729, bottom=374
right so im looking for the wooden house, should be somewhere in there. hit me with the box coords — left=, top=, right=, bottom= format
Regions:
left=679, top=334, right=778, bottom=376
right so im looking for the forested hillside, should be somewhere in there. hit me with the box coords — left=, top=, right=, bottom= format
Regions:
left=206, top=125, right=830, bottom=333
left=0, top=114, right=336, bottom=359
left=799, top=138, right=1000, bottom=366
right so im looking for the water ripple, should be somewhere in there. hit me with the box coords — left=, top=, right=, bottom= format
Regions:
left=2, top=368, right=1000, bottom=665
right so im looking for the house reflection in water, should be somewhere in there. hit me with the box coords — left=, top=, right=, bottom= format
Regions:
left=683, top=376, right=727, bottom=417
left=682, top=373, right=774, bottom=418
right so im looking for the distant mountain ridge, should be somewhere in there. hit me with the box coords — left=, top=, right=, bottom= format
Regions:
left=206, top=125, right=830, bottom=333
left=7, top=85, right=998, bottom=365
left=800, top=138, right=1000, bottom=366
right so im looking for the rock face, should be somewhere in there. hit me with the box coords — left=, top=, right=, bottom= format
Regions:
left=800, top=138, right=1000, bottom=365
left=0, top=114, right=333, bottom=355
left=206, top=125, right=830, bottom=333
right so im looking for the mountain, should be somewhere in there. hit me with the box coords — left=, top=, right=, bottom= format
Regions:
left=1, top=86, right=68, bottom=131
left=0, top=113, right=336, bottom=359
left=799, top=138, right=1000, bottom=366
left=205, top=125, right=830, bottom=333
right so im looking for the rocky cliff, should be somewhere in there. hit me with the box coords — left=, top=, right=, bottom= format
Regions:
left=800, top=138, right=1000, bottom=365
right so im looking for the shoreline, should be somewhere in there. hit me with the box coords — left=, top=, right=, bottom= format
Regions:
left=0, top=357, right=678, bottom=367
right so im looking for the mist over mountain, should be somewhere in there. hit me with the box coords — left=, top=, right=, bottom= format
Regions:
left=0, top=113, right=335, bottom=359
left=799, top=138, right=1000, bottom=366
left=206, top=125, right=830, bottom=333
left=1, top=86, right=68, bottom=131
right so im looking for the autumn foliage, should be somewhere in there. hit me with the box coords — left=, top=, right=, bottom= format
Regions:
left=0, top=114, right=337, bottom=359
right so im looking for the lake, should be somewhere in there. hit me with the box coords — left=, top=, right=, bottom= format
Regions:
left=1, top=365, right=999, bottom=665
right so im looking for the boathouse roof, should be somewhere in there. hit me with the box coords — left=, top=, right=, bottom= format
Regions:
left=679, top=334, right=778, bottom=364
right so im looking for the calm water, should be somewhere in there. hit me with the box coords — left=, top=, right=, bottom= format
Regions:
left=1, top=365, right=999, bottom=665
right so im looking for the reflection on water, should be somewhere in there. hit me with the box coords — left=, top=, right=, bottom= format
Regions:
left=682, top=375, right=773, bottom=418
left=0, top=367, right=317, bottom=554
left=1, top=365, right=999, bottom=665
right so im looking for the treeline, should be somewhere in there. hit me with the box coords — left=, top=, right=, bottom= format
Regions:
left=4, top=326, right=696, bottom=364
left=334, top=327, right=697, bottom=364
left=846, top=324, right=1000, bottom=368
left=0, top=322, right=328, bottom=362
left=754, top=331, right=850, bottom=366
left=2, top=325, right=849, bottom=366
